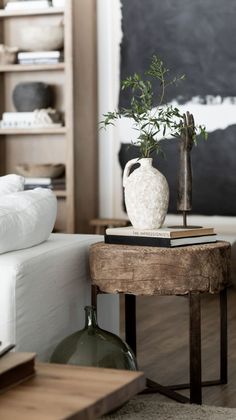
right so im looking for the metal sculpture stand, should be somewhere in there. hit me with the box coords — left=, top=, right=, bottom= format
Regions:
left=178, top=111, right=194, bottom=227
left=170, top=111, right=201, bottom=228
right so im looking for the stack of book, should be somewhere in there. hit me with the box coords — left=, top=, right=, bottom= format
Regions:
left=105, top=226, right=217, bottom=248
left=0, top=111, right=62, bottom=129
left=5, top=1, right=51, bottom=10
left=24, top=177, right=65, bottom=191
left=17, top=51, right=64, bottom=65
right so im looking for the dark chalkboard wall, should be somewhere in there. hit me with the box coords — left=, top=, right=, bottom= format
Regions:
left=119, top=0, right=236, bottom=215
left=120, top=0, right=236, bottom=107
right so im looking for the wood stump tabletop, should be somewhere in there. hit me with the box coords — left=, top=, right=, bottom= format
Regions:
left=89, top=241, right=231, bottom=296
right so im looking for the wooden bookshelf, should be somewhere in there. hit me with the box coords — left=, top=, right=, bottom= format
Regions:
left=0, top=127, right=66, bottom=135
left=0, top=0, right=98, bottom=233
left=0, top=7, right=64, bottom=18
left=55, top=190, right=67, bottom=198
left=0, top=0, right=74, bottom=233
left=0, top=63, right=65, bottom=72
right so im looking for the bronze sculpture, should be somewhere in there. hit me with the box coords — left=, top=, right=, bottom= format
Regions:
left=177, top=111, right=195, bottom=227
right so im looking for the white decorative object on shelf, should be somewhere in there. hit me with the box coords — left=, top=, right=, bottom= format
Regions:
left=52, top=0, right=65, bottom=7
left=0, top=109, right=62, bottom=129
left=19, top=24, right=64, bottom=52
left=0, top=44, right=18, bottom=65
left=18, top=51, right=62, bottom=60
left=5, top=1, right=51, bottom=10
left=17, top=50, right=63, bottom=65
left=16, top=163, right=65, bottom=178
left=123, top=158, right=169, bottom=229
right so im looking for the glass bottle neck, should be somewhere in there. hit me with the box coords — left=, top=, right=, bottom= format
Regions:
left=84, top=306, right=97, bottom=328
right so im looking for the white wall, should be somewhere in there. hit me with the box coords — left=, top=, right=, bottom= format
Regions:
left=97, top=0, right=124, bottom=219
left=96, top=0, right=123, bottom=334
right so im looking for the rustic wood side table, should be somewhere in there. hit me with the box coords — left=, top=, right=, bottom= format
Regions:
left=89, top=241, right=231, bottom=405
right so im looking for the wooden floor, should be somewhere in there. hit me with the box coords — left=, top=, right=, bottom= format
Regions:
left=121, top=287, right=236, bottom=407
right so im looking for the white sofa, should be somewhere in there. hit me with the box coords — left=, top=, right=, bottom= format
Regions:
left=1, top=217, right=234, bottom=363
left=0, top=233, right=119, bottom=361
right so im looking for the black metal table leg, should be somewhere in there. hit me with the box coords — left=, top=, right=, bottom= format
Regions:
left=95, top=286, right=228, bottom=406
left=189, top=292, right=202, bottom=404
left=91, top=285, right=98, bottom=309
left=220, top=288, right=228, bottom=384
left=125, top=294, right=137, bottom=356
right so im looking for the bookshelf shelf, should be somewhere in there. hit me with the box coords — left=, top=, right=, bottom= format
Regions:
left=0, top=7, right=64, bottom=18
left=0, top=63, right=65, bottom=72
left=0, top=127, right=66, bottom=135
left=55, top=190, right=67, bottom=198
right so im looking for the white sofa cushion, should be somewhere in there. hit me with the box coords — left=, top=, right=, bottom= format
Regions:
left=0, top=174, right=24, bottom=196
left=0, top=188, right=57, bottom=254
left=0, top=233, right=106, bottom=361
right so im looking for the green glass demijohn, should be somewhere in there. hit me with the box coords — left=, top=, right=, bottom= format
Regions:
left=50, top=306, right=138, bottom=371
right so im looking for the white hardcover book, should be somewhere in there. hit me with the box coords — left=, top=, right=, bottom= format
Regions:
left=105, top=226, right=215, bottom=239
left=52, top=0, right=65, bottom=7
left=18, top=58, right=60, bottom=65
left=2, top=112, right=36, bottom=121
left=169, top=235, right=217, bottom=246
left=0, top=120, right=33, bottom=128
left=24, top=178, right=53, bottom=185
left=0, top=120, right=62, bottom=129
left=5, top=1, right=51, bottom=10
left=18, top=51, right=62, bottom=60
left=1, top=112, right=62, bottom=128
left=24, top=177, right=65, bottom=185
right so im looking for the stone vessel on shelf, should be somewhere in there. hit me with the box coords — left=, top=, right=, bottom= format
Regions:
left=13, top=82, right=54, bottom=112
left=19, top=24, right=64, bottom=52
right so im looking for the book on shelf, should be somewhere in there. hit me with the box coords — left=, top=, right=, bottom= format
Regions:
left=2, top=112, right=44, bottom=121
left=24, top=177, right=65, bottom=190
left=24, top=177, right=65, bottom=186
left=24, top=184, right=65, bottom=191
left=17, top=51, right=64, bottom=65
left=5, top=1, right=51, bottom=10
left=0, top=351, right=36, bottom=392
left=18, top=51, right=63, bottom=60
left=105, top=234, right=218, bottom=248
left=0, top=111, right=62, bottom=129
left=2, top=112, right=61, bottom=121
left=105, top=225, right=215, bottom=239
left=0, top=121, right=62, bottom=129
left=18, top=58, right=62, bottom=65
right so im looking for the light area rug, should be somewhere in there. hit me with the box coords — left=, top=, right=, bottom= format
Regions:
left=103, top=395, right=236, bottom=419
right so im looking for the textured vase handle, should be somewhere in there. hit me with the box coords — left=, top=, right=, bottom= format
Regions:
left=123, top=158, right=140, bottom=188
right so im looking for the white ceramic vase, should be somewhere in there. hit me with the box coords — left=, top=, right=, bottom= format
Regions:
left=123, top=158, right=169, bottom=229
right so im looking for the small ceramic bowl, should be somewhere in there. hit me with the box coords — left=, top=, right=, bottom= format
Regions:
left=16, top=163, right=65, bottom=178
left=19, top=24, right=64, bottom=52
left=13, top=82, right=54, bottom=112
